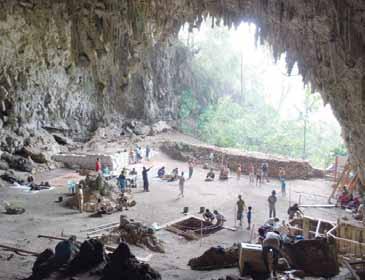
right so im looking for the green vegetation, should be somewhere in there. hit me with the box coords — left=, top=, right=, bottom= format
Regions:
left=178, top=23, right=345, bottom=168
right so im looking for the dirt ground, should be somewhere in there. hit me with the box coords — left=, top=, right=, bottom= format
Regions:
left=0, top=139, right=349, bottom=280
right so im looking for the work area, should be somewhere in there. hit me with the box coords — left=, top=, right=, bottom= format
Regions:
left=0, top=132, right=364, bottom=280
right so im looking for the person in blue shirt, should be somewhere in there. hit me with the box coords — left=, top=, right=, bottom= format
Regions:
left=118, top=171, right=126, bottom=192
left=247, top=206, right=252, bottom=230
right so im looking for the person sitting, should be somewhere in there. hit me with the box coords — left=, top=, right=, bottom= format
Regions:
left=213, top=210, right=225, bottom=228
left=94, top=198, right=114, bottom=216
left=203, top=209, right=215, bottom=223
left=103, top=166, right=112, bottom=180
left=205, top=169, right=215, bottom=181
left=338, top=189, right=353, bottom=208
left=117, top=193, right=129, bottom=211
left=157, top=166, right=165, bottom=178
left=167, top=168, right=179, bottom=182
left=287, top=203, right=304, bottom=219
left=353, top=203, right=365, bottom=222
left=219, top=165, right=229, bottom=180
left=129, top=168, right=137, bottom=175
left=346, top=196, right=360, bottom=210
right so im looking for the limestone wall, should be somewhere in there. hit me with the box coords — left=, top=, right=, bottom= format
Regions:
left=161, top=141, right=323, bottom=180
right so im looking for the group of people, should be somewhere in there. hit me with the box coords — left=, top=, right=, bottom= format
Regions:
left=337, top=186, right=365, bottom=223
left=202, top=209, right=226, bottom=228
left=235, top=195, right=253, bottom=229
left=129, top=145, right=151, bottom=164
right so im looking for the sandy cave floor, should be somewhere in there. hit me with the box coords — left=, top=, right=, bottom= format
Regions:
left=0, top=146, right=350, bottom=280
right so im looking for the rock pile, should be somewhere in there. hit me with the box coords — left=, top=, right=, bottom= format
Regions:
left=188, top=244, right=239, bottom=270
left=27, top=239, right=160, bottom=280
left=0, top=128, right=70, bottom=180
left=161, top=141, right=323, bottom=179
left=99, top=216, right=164, bottom=253
left=282, top=238, right=339, bottom=277
left=66, top=175, right=136, bottom=213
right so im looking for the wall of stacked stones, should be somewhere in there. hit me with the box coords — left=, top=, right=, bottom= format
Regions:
left=161, top=142, right=323, bottom=180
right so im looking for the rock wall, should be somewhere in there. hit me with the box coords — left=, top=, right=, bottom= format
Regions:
left=161, top=141, right=323, bottom=180
left=0, top=0, right=364, bottom=179
left=0, top=1, right=192, bottom=140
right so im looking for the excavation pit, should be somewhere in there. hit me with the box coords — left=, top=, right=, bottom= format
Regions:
left=166, top=216, right=223, bottom=240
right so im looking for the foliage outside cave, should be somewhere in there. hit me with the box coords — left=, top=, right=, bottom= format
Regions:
left=177, top=24, right=345, bottom=169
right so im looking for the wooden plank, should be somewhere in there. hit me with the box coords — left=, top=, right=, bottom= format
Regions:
left=303, top=217, right=310, bottom=239
left=158, top=214, right=195, bottom=230
left=165, top=225, right=199, bottom=240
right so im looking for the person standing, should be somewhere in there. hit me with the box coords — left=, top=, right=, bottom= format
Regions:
left=188, top=160, right=194, bottom=180
left=118, top=171, right=127, bottom=192
left=249, top=163, right=255, bottom=183
left=279, top=167, right=286, bottom=196
left=262, top=231, right=282, bottom=277
left=236, top=195, right=246, bottom=227
left=236, top=164, right=242, bottom=180
left=142, top=166, right=152, bottom=192
left=209, top=151, right=214, bottom=168
left=256, top=169, right=262, bottom=186
left=247, top=206, right=252, bottom=230
left=95, top=158, right=102, bottom=173
left=178, top=171, right=186, bottom=197
left=268, top=190, right=277, bottom=218
left=145, top=145, right=151, bottom=161
left=261, top=161, right=269, bottom=183
left=77, top=185, right=84, bottom=213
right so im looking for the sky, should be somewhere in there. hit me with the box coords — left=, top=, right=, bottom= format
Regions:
left=179, top=21, right=341, bottom=126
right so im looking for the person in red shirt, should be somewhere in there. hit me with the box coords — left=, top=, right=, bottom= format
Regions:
left=96, top=158, right=102, bottom=173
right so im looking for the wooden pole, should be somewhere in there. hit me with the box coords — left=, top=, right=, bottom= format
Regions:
left=199, top=220, right=203, bottom=247
left=38, top=234, right=67, bottom=241
left=0, top=244, right=39, bottom=256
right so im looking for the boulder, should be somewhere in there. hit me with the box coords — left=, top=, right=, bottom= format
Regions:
left=0, top=160, right=9, bottom=170
left=149, top=121, right=171, bottom=135
left=1, top=152, right=33, bottom=172
left=101, top=242, right=161, bottom=280
left=188, top=244, right=239, bottom=270
left=0, top=171, right=26, bottom=184
left=67, top=239, right=106, bottom=275
left=0, top=132, right=24, bottom=153
left=20, top=146, right=48, bottom=164
left=52, top=134, right=71, bottom=146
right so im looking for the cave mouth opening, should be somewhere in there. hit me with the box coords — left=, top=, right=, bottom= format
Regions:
left=176, top=20, right=345, bottom=169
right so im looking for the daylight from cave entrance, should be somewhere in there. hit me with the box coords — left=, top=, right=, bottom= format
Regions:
left=178, top=21, right=345, bottom=168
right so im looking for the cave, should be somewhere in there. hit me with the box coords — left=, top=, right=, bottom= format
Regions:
left=0, top=0, right=363, bottom=173
left=0, top=1, right=364, bottom=279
